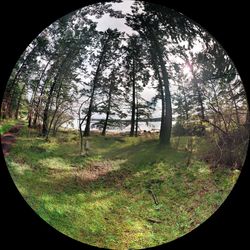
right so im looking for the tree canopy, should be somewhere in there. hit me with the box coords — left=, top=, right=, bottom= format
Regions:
left=1, top=0, right=248, bottom=157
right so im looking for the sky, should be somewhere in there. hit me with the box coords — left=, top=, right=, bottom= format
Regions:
left=94, top=0, right=135, bottom=35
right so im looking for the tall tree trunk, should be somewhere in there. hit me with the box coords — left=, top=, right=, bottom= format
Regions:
left=14, top=84, right=26, bottom=119
left=210, top=81, right=228, bottom=133
left=135, top=97, right=139, bottom=136
left=102, top=80, right=114, bottom=136
left=181, top=84, right=189, bottom=121
left=28, top=60, right=50, bottom=127
left=189, top=63, right=205, bottom=120
left=46, top=47, right=80, bottom=138
left=7, top=43, right=39, bottom=117
left=46, top=76, right=66, bottom=140
left=163, top=77, right=172, bottom=144
left=151, top=36, right=172, bottom=144
left=32, top=81, right=46, bottom=127
left=149, top=46, right=167, bottom=144
left=130, top=57, right=136, bottom=137
left=144, top=21, right=172, bottom=144
left=102, top=111, right=110, bottom=136
left=195, top=81, right=205, bottom=120
left=42, top=79, right=57, bottom=137
left=84, top=33, right=111, bottom=137
left=245, top=109, right=250, bottom=132
left=158, top=70, right=168, bottom=144
left=42, top=48, right=73, bottom=136
left=228, top=83, right=240, bottom=125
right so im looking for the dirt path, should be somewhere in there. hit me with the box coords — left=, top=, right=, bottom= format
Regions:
left=1, top=123, right=24, bottom=156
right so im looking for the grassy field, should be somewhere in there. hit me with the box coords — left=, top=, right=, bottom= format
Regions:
left=5, top=125, right=240, bottom=249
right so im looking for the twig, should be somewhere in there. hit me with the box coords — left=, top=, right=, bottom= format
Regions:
left=148, top=188, right=159, bottom=205
left=186, top=137, right=193, bottom=167
left=146, top=218, right=162, bottom=224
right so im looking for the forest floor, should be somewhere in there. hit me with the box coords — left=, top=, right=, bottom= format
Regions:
left=3, top=123, right=240, bottom=249
left=1, top=121, right=25, bottom=156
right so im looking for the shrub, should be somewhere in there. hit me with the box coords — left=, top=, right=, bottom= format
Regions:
left=172, top=122, right=187, bottom=136
left=172, top=122, right=206, bottom=137
left=197, top=127, right=249, bottom=169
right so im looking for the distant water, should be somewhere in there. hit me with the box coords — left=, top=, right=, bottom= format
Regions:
left=69, top=120, right=161, bottom=133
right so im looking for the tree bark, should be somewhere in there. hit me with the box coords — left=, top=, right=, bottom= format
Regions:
left=189, top=63, right=205, bottom=120
left=228, top=83, right=240, bottom=125
left=46, top=76, right=66, bottom=140
left=7, top=43, right=39, bottom=118
left=42, top=79, right=57, bottom=137
left=41, top=48, right=73, bottom=137
left=102, top=80, right=114, bottom=136
left=149, top=46, right=167, bottom=144
left=28, top=60, right=50, bottom=127
left=84, top=33, right=111, bottom=137
left=130, top=57, right=136, bottom=137
left=135, top=97, right=139, bottom=136
left=150, top=31, right=172, bottom=145
left=14, top=84, right=26, bottom=119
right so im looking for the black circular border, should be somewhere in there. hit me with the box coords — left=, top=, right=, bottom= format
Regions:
left=0, top=1, right=249, bottom=249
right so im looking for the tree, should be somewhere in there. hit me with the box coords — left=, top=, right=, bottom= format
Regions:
left=126, top=1, right=199, bottom=145
left=98, top=65, right=125, bottom=136
left=37, top=13, right=96, bottom=138
left=1, top=33, right=49, bottom=119
left=83, top=29, right=122, bottom=136
left=123, top=35, right=150, bottom=136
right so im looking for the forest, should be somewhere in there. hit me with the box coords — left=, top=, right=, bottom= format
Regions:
left=0, top=0, right=249, bottom=249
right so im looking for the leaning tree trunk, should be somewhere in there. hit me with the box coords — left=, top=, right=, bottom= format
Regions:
left=84, top=33, right=111, bottom=137
left=46, top=78, right=65, bottom=140
left=7, top=43, right=39, bottom=118
left=102, top=111, right=110, bottom=136
left=42, top=48, right=73, bottom=137
left=102, top=80, right=114, bottom=136
left=42, top=80, right=56, bottom=137
left=28, top=60, right=50, bottom=127
left=151, top=35, right=172, bottom=145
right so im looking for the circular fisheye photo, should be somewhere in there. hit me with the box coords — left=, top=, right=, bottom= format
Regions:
left=1, top=0, right=249, bottom=249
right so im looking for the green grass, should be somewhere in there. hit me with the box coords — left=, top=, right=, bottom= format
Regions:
left=0, top=119, right=17, bottom=135
left=5, top=127, right=240, bottom=249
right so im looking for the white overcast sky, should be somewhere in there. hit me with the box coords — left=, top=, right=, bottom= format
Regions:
left=95, top=0, right=135, bottom=34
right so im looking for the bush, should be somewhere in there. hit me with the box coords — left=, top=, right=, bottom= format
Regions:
left=186, top=124, right=206, bottom=137
left=172, top=122, right=188, bottom=136
left=172, top=122, right=205, bottom=137
left=198, top=127, right=249, bottom=169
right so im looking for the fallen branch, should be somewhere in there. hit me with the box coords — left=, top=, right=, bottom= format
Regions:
left=148, top=188, right=159, bottom=205
left=146, top=218, right=162, bottom=224
left=202, top=118, right=227, bottom=135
